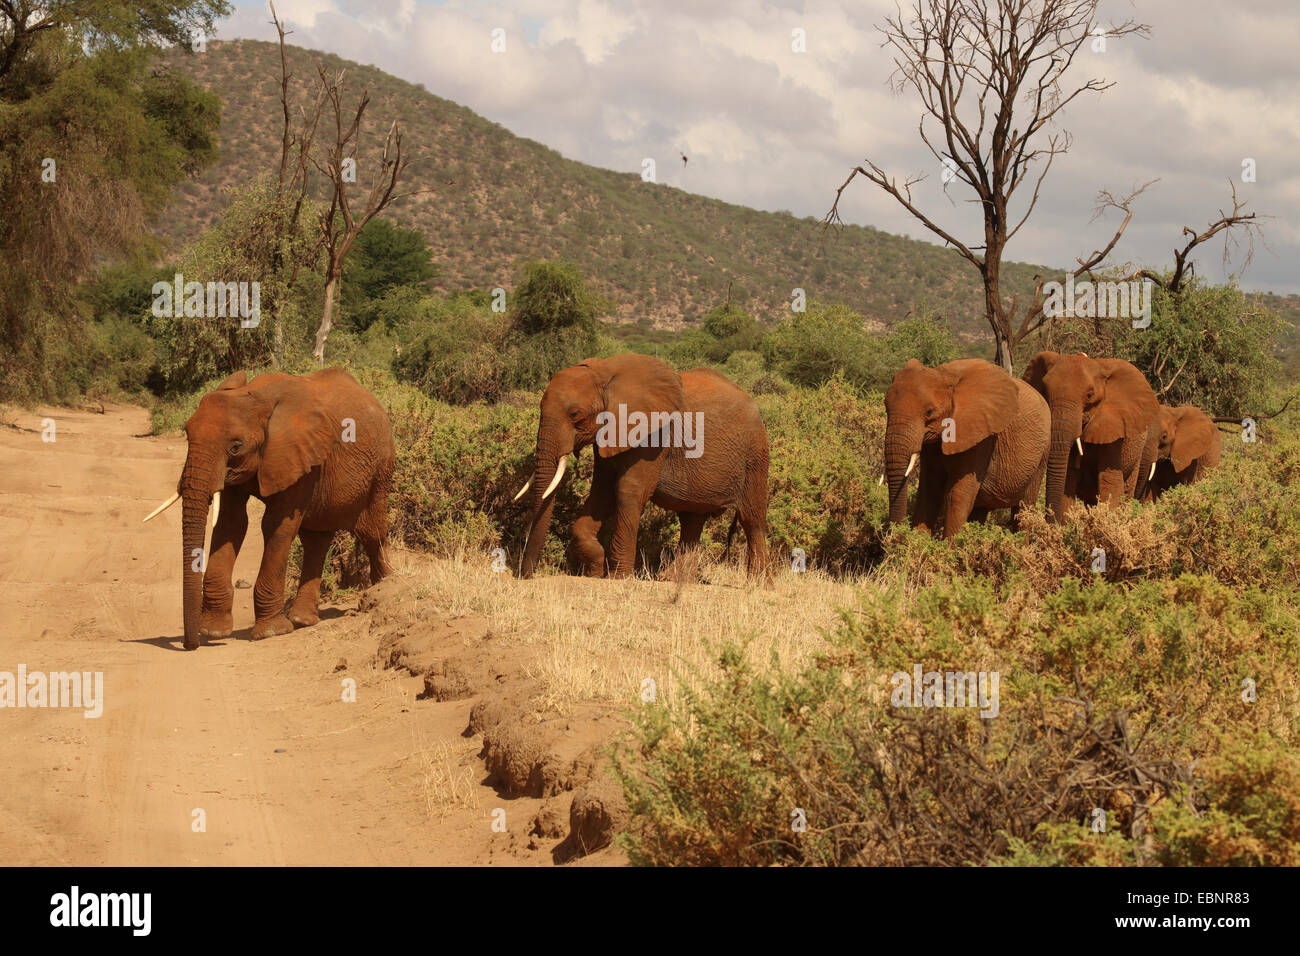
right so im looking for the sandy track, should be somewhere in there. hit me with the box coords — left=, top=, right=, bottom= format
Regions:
left=0, top=404, right=553, bottom=866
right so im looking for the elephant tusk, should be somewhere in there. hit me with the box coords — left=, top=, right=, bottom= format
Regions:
left=541, top=456, right=568, bottom=500
left=878, top=472, right=884, bottom=487
left=1076, top=438, right=1084, bottom=456
left=512, top=477, right=533, bottom=503
left=209, top=491, right=220, bottom=529
left=143, top=492, right=180, bottom=523
left=904, top=452, right=919, bottom=479
left=1149, top=461, right=1157, bottom=481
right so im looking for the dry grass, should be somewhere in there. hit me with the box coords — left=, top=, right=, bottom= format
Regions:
left=415, top=737, right=482, bottom=819
left=396, top=550, right=865, bottom=711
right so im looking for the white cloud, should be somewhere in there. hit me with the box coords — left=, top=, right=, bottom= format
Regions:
left=539, top=0, right=642, bottom=64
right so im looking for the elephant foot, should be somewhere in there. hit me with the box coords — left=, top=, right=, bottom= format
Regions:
left=250, top=615, right=295, bottom=641
left=287, top=604, right=320, bottom=628
left=198, top=610, right=234, bottom=639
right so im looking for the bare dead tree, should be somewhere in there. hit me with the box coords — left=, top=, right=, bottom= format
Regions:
left=266, top=1, right=327, bottom=366
left=1212, top=393, right=1297, bottom=428
left=825, top=0, right=1150, bottom=371
left=309, top=66, right=410, bottom=363
left=1130, top=181, right=1262, bottom=295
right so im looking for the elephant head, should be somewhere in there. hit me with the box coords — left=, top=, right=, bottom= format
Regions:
left=1022, top=351, right=1158, bottom=520
left=1158, top=404, right=1222, bottom=474
left=144, top=370, right=335, bottom=649
left=883, top=358, right=1019, bottom=524
left=516, top=354, right=684, bottom=578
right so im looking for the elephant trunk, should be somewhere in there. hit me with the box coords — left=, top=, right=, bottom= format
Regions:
left=179, top=448, right=222, bottom=650
left=1045, top=401, right=1082, bottom=523
left=519, top=427, right=567, bottom=579
left=884, top=419, right=924, bottom=526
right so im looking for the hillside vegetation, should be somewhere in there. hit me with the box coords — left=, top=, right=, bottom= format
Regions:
left=158, top=39, right=1058, bottom=339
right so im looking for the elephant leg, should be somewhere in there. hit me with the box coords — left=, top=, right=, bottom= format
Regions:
left=288, top=528, right=333, bottom=628
left=199, top=490, right=249, bottom=639
left=606, top=452, right=663, bottom=578
left=355, top=476, right=392, bottom=583
left=251, top=492, right=308, bottom=641
left=1064, top=452, right=1083, bottom=509
left=1133, top=429, right=1159, bottom=501
left=356, top=530, right=390, bottom=585
left=942, top=471, right=981, bottom=540
left=1096, top=440, right=1126, bottom=506
left=739, top=456, right=771, bottom=583
left=665, top=511, right=708, bottom=581
left=912, top=449, right=942, bottom=535
left=1013, top=454, right=1047, bottom=529
left=570, top=457, right=616, bottom=577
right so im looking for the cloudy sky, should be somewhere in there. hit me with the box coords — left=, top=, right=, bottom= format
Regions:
left=219, top=0, right=1300, bottom=294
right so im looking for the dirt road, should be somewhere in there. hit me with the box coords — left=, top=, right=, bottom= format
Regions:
left=0, top=404, right=556, bottom=865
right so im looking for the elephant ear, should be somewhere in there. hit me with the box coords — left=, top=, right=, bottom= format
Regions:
left=216, top=370, right=248, bottom=391
left=1084, top=359, right=1158, bottom=445
left=1021, top=351, right=1059, bottom=397
left=1171, top=407, right=1218, bottom=473
left=257, top=388, right=337, bottom=496
left=941, top=359, right=1019, bottom=454
left=591, top=354, right=685, bottom=458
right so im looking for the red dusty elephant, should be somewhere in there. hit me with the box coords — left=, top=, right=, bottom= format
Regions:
left=143, top=368, right=394, bottom=650
left=884, top=358, right=1049, bottom=538
left=515, top=353, right=770, bottom=580
left=1144, top=404, right=1222, bottom=501
left=1022, top=352, right=1160, bottom=521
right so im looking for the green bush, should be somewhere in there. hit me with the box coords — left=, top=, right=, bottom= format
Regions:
left=509, top=259, right=605, bottom=339
left=762, top=303, right=957, bottom=390
left=613, top=575, right=1300, bottom=866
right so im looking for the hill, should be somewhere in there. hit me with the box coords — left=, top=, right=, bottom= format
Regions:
left=158, top=40, right=1298, bottom=360
left=159, top=39, right=1053, bottom=342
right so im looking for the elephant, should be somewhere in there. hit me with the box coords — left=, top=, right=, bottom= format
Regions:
left=515, top=353, right=770, bottom=580
left=1143, top=404, right=1222, bottom=501
left=143, top=367, right=394, bottom=650
left=1022, top=352, right=1159, bottom=521
left=884, top=358, right=1049, bottom=538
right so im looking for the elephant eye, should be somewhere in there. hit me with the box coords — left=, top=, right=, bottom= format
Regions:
left=568, top=407, right=583, bottom=422
left=229, top=439, right=244, bottom=455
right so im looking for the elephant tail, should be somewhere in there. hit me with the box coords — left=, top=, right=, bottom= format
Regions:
left=721, top=511, right=741, bottom=562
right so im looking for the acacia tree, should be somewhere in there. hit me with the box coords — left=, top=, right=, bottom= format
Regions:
left=826, top=0, right=1152, bottom=371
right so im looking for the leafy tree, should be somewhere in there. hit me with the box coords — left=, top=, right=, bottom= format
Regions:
left=763, top=303, right=959, bottom=389
left=341, top=218, right=436, bottom=331
left=670, top=302, right=765, bottom=366
left=509, top=260, right=604, bottom=339
left=762, top=303, right=875, bottom=387
left=151, top=179, right=321, bottom=392
left=0, top=0, right=227, bottom=400
left=882, top=311, right=959, bottom=370
left=0, top=2, right=227, bottom=86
